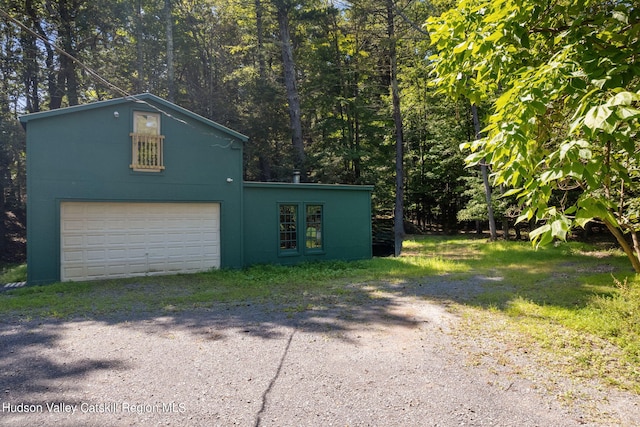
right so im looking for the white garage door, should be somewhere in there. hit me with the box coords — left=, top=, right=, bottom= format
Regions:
left=60, top=202, right=220, bottom=281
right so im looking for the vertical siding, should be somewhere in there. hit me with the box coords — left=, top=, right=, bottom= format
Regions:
left=242, top=183, right=373, bottom=266
left=24, top=98, right=245, bottom=284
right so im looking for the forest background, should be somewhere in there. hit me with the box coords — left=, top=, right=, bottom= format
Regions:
left=0, top=0, right=524, bottom=264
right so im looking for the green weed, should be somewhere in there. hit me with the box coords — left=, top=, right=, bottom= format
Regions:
left=0, top=263, right=27, bottom=283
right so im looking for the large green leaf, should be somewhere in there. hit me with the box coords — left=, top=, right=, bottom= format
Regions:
left=607, top=91, right=639, bottom=106
left=583, top=105, right=615, bottom=133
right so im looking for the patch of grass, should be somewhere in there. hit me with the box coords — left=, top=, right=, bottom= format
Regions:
left=1, top=235, right=638, bottom=393
left=435, top=237, right=640, bottom=393
left=590, top=277, right=640, bottom=364
left=0, top=263, right=27, bottom=283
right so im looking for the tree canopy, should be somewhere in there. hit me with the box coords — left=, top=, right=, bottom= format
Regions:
left=427, top=0, right=640, bottom=270
left=1, top=0, right=484, bottom=261
left=9, top=0, right=634, bottom=263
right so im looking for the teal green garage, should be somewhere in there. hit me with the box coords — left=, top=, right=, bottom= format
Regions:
left=20, top=94, right=372, bottom=285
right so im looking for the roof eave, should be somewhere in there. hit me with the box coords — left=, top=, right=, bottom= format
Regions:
left=18, top=93, right=249, bottom=142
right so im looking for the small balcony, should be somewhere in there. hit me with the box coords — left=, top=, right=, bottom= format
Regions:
left=130, top=133, right=165, bottom=172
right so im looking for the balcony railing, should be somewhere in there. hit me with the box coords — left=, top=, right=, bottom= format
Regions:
left=130, top=133, right=165, bottom=171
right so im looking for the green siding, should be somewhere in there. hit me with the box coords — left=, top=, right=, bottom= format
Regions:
left=22, top=94, right=373, bottom=285
left=242, top=182, right=373, bottom=266
left=23, top=95, right=246, bottom=284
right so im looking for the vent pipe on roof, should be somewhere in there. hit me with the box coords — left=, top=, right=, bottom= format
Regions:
left=293, top=170, right=301, bottom=183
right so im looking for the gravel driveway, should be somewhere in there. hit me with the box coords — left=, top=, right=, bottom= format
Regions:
left=1, top=280, right=639, bottom=426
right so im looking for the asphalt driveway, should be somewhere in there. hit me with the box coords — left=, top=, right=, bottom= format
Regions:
left=1, top=282, right=639, bottom=426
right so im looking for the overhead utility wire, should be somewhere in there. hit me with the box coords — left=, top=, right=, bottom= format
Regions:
left=0, top=7, right=132, bottom=99
left=0, top=7, right=195, bottom=129
left=1, top=8, right=241, bottom=147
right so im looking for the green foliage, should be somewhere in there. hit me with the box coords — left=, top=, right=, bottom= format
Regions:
left=0, top=98, right=26, bottom=262
left=0, top=263, right=26, bottom=283
left=1, top=0, right=538, bottom=254
left=590, top=276, right=640, bottom=365
left=427, top=0, right=640, bottom=269
left=402, top=63, right=471, bottom=228
left=456, top=173, right=518, bottom=223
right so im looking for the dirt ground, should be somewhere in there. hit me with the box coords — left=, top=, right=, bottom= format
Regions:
left=1, top=280, right=639, bottom=426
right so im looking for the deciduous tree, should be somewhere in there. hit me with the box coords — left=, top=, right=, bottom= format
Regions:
left=427, top=0, right=640, bottom=271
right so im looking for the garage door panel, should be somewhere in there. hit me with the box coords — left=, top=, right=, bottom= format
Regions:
left=105, top=264, right=127, bottom=276
left=178, top=260, right=202, bottom=269
left=165, top=246, right=185, bottom=257
left=86, top=219, right=106, bottom=230
left=61, top=219, right=86, bottom=232
left=203, top=246, right=219, bottom=257
left=63, top=266, right=84, bottom=278
left=128, top=263, right=149, bottom=274
left=184, top=233, right=203, bottom=243
left=86, top=234, right=106, bottom=246
left=184, top=245, right=205, bottom=256
left=147, top=260, right=167, bottom=271
left=150, top=233, right=170, bottom=244
left=106, top=248, right=128, bottom=259
left=61, top=203, right=84, bottom=215
left=127, top=234, right=147, bottom=244
left=86, top=204, right=111, bottom=215
left=62, top=235, right=84, bottom=248
left=167, top=261, right=186, bottom=271
left=102, top=219, right=122, bottom=230
left=86, top=265, right=107, bottom=276
left=63, top=250, right=83, bottom=262
left=61, top=202, right=221, bottom=282
left=127, top=218, right=148, bottom=229
left=86, top=249, right=107, bottom=261
left=104, top=234, right=127, bottom=245
left=146, top=247, right=168, bottom=257
left=147, top=220, right=166, bottom=229
left=201, top=219, right=218, bottom=227
left=126, top=248, right=148, bottom=258
left=202, top=232, right=219, bottom=243
left=165, top=233, right=183, bottom=244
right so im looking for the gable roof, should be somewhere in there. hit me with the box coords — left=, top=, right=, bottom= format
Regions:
left=18, top=93, right=249, bottom=142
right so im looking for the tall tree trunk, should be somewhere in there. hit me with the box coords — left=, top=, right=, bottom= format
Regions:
left=20, top=8, right=40, bottom=113
left=254, top=0, right=272, bottom=180
left=25, top=0, right=53, bottom=112
left=135, top=0, right=144, bottom=93
left=39, top=1, right=74, bottom=110
left=275, top=2, right=305, bottom=174
left=472, top=104, right=497, bottom=240
left=57, top=0, right=78, bottom=106
left=255, top=0, right=266, bottom=81
left=165, top=0, right=175, bottom=102
left=0, top=146, right=6, bottom=259
left=606, top=221, right=640, bottom=273
left=630, top=231, right=640, bottom=273
left=354, top=115, right=361, bottom=181
left=387, top=0, right=404, bottom=256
